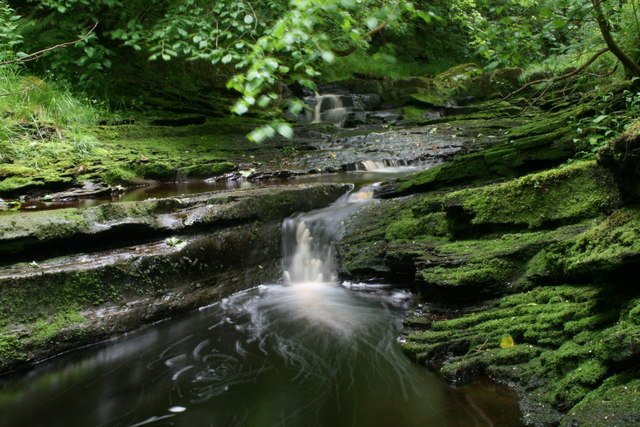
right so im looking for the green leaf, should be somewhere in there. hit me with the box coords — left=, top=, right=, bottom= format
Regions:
left=258, top=95, right=272, bottom=108
left=500, top=335, right=515, bottom=348
left=321, top=50, right=334, bottom=63
left=248, top=129, right=266, bottom=143
left=244, top=15, right=254, bottom=25
left=288, top=100, right=304, bottom=115
left=232, top=102, right=249, bottom=115
left=277, top=124, right=293, bottom=138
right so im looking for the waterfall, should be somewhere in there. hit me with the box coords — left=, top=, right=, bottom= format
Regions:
left=282, top=186, right=374, bottom=286
left=308, top=92, right=346, bottom=127
left=347, top=159, right=421, bottom=173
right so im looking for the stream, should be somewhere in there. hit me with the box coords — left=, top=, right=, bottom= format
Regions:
left=0, top=166, right=523, bottom=426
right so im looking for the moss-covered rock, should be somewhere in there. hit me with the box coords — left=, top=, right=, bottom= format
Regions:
left=562, top=375, right=640, bottom=426
left=0, top=222, right=283, bottom=373
left=0, top=183, right=349, bottom=263
left=340, top=162, right=619, bottom=298
left=376, top=109, right=583, bottom=198
left=522, top=207, right=640, bottom=283
left=401, top=285, right=639, bottom=425
left=0, top=182, right=350, bottom=373
left=598, top=120, right=640, bottom=201
left=442, top=161, right=620, bottom=232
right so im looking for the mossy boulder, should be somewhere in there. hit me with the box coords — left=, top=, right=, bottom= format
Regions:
left=598, top=120, right=640, bottom=201
left=441, top=161, right=620, bottom=233
left=523, top=207, right=640, bottom=283
left=401, top=285, right=640, bottom=425
left=340, top=162, right=619, bottom=298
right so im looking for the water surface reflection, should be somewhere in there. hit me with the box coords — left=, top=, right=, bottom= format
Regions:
left=0, top=284, right=521, bottom=427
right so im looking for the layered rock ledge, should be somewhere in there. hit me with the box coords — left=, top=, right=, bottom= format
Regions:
left=0, top=183, right=349, bottom=373
left=337, top=109, right=640, bottom=424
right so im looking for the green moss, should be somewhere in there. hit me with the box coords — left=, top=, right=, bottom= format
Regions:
left=520, top=207, right=640, bottom=282
left=401, top=282, right=640, bottom=424
left=627, top=298, right=640, bottom=325
left=134, top=162, right=175, bottom=180
left=563, top=208, right=640, bottom=273
left=0, top=334, right=25, bottom=362
left=0, top=116, right=258, bottom=196
left=419, top=258, right=516, bottom=288
left=444, top=162, right=619, bottom=229
left=380, top=112, right=580, bottom=198
left=435, top=63, right=482, bottom=81
left=181, top=161, right=235, bottom=177
left=386, top=211, right=450, bottom=241
left=0, top=164, right=32, bottom=178
left=562, top=376, right=640, bottom=426
left=101, top=166, right=137, bottom=184
left=0, top=208, right=89, bottom=248
left=0, top=176, right=39, bottom=193
left=400, top=106, right=429, bottom=122
left=30, top=309, right=85, bottom=345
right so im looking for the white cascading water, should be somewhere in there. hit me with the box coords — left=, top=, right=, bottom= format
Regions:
left=282, top=187, right=374, bottom=285
left=308, top=92, right=346, bottom=127
left=279, top=186, right=375, bottom=337
left=358, top=159, right=411, bottom=172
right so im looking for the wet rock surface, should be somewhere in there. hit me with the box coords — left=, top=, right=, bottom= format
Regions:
left=0, top=224, right=283, bottom=373
left=0, top=183, right=349, bottom=264
left=335, top=98, right=640, bottom=425
left=0, top=183, right=349, bottom=373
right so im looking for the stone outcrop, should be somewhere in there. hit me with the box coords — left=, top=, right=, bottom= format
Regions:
left=337, top=98, right=640, bottom=424
left=0, top=183, right=348, bottom=373
left=598, top=120, right=640, bottom=201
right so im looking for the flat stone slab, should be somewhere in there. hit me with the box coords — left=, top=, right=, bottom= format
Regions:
left=0, top=183, right=349, bottom=264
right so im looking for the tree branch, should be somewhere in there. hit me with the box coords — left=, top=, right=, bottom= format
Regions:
left=488, top=47, right=611, bottom=107
left=0, top=21, right=98, bottom=66
left=333, top=21, right=388, bottom=57
left=591, top=0, right=640, bottom=77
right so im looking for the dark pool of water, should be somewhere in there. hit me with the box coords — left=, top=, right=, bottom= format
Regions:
left=0, top=283, right=523, bottom=427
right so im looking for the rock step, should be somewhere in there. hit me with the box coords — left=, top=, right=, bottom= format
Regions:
left=0, top=183, right=349, bottom=265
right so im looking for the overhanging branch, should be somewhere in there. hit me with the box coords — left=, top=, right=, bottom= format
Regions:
left=490, top=47, right=611, bottom=107
left=333, top=21, right=388, bottom=57
left=0, top=22, right=98, bottom=67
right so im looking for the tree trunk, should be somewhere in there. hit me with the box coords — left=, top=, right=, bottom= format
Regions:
left=591, top=0, right=640, bottom=77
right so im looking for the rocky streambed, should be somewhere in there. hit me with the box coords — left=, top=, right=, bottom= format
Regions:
left=336, top=105, right=640, bottom=424
left=2, top=68, right=640, bottom=425
left=0, top=183, right=349, bottom=373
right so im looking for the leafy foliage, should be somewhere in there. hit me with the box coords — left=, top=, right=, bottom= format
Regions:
left=572, top=88, right=640, bottom=157
left=3, top=0, right=640, bottom=143
left=0, top=2, right=21, bottom=61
